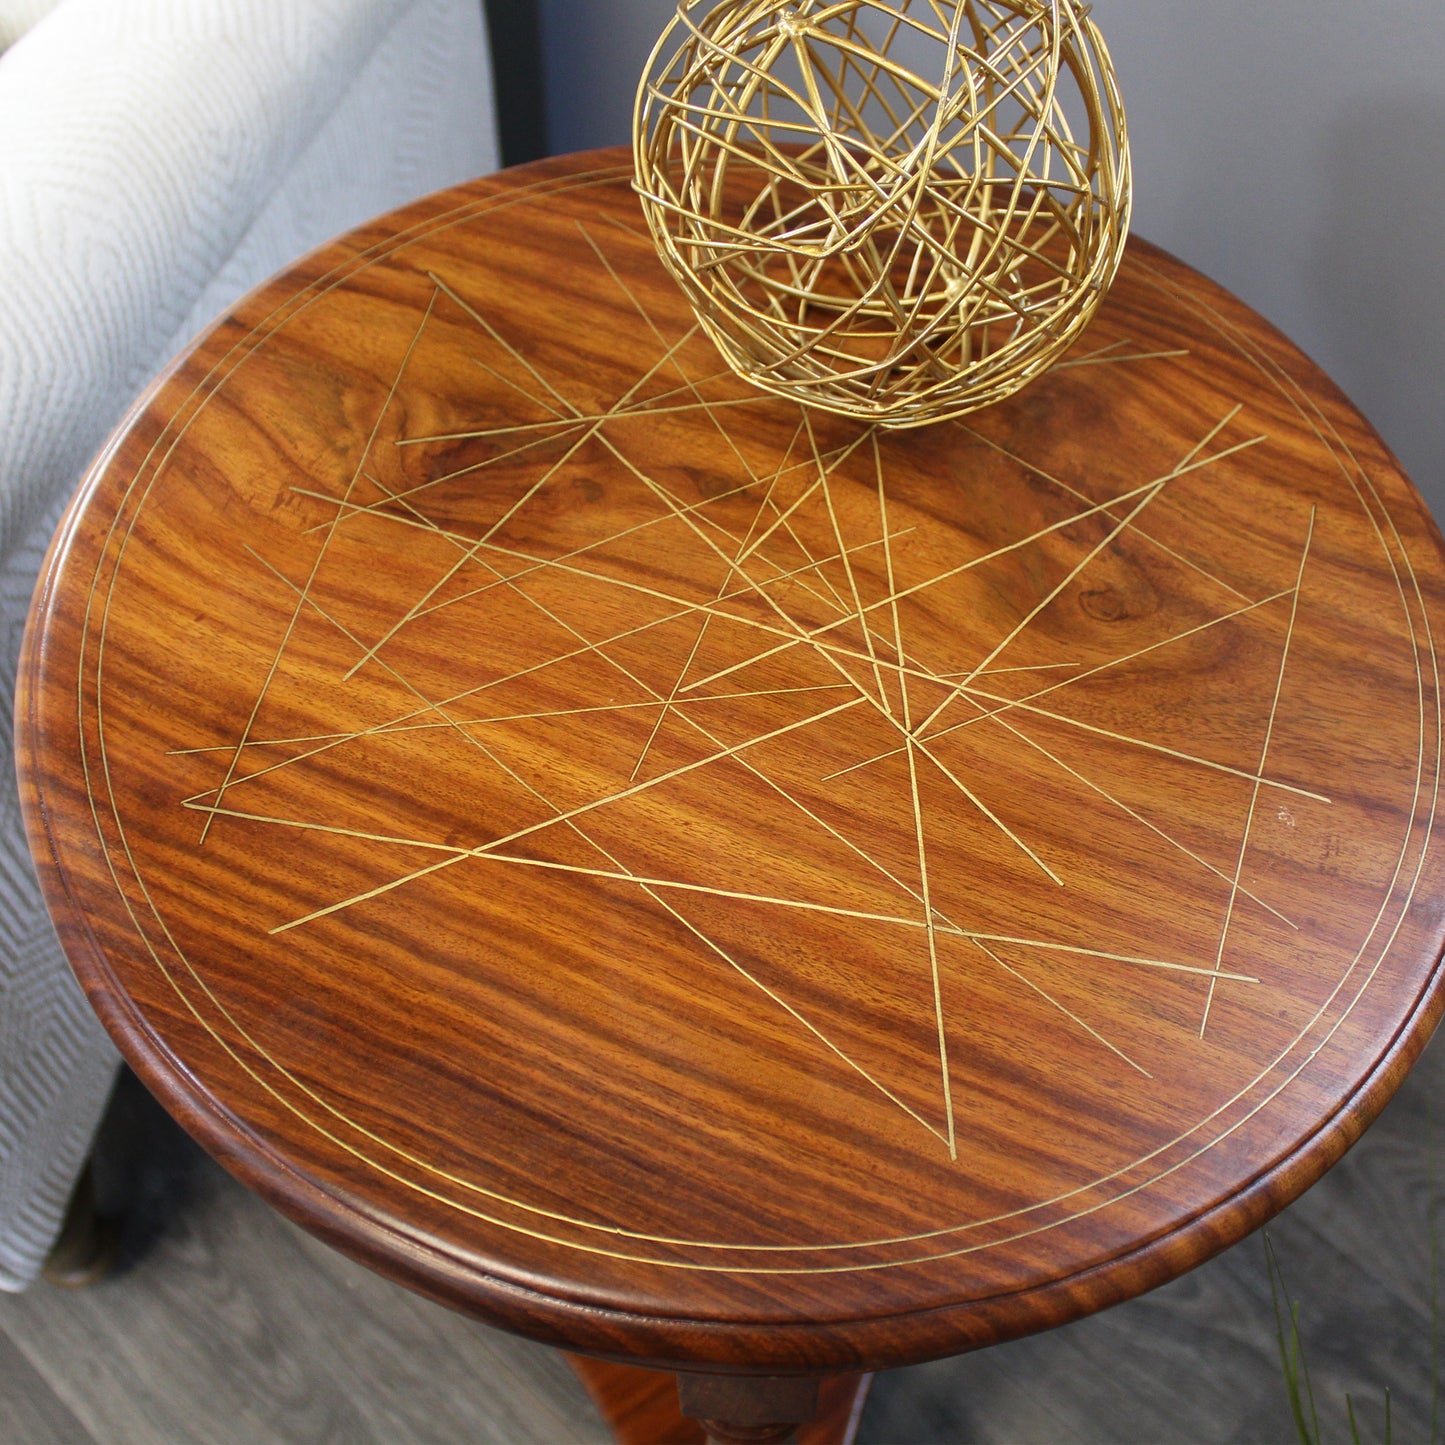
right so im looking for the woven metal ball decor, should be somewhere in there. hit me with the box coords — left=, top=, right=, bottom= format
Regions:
left=634, top=0, right=1131, bottom=426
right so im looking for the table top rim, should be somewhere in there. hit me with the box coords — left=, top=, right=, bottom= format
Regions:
left=19, top=147, right=1445, bottom=1372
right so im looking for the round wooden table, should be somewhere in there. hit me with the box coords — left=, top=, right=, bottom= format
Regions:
left=19, top=149, right=1445, bottom=1444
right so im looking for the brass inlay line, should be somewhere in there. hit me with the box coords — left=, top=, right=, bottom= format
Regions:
left=971, top=696, right=1297, bottom=929
left=971, top=662, right=1084, bottom=677
left=957, top=417, right=1259, bottom=605
left=396, top=390, right=770, bottom=446
left=296, top=485, right=919, bottom=674
left=972, top=941, right=1152, bottom=1078
left=202, top=287, right=440, bottom=842
left=902, top=630, right=959, bottom=1156
left=295, top=457, right=807, bottom=623
left=932, top=586, right=1298, bottom=742
left=676, top=439, right=1266, bottom=699
left=647, top=894, right=953, bottom=1147
left=166, top=681, right=855, bottom=756
left=195, top=525, right=890, bottom=809
left=427, top=269, right=578, bottom=418
left=876, top=428, right=957, bottom=1147
left=948, top=475, right=1168, bottom=701
left=947, top=408, right=1247, bottom=708
left=1200, top=505, right=1318, bottom=1037
left=342, top=318, right=706, bottom=680
left=594, top=423, right=1069, bottom=888
left=482, top=524, right=972, bottom=1146
left=825, top=587, right=1297, bottom=779
left=605, top=352, right=842, bottom=780
left=459, top=349, right=571, bottom=424
left=333, top=368, right=785, bottom=538
left=806, top=411, right=894, bottom=718
left=959, top=687, right=1332, bottom=805
left=738, top=430, right=872, bottom=568
left=912, top=731, right=1064, bottom=887
left=268, top=696, right=869, bottom=935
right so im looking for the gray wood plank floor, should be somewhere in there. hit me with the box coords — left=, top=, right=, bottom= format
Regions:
left=2, top=1037, right=1439, bottom=1445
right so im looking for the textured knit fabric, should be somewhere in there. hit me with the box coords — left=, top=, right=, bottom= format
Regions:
left=0, top=0, right=59, bottom=52
left=0, top=0, right=498, bottom=1290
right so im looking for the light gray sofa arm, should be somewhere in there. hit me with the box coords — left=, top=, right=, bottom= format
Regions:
left=0, top=0, right=498, bottom=1289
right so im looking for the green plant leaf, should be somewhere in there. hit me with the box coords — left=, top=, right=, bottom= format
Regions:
left=1266, top=1232, right=1323, bottom=1445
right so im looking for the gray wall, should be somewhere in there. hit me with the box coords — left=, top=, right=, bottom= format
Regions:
left=535, top=0, right=1445, bottom=521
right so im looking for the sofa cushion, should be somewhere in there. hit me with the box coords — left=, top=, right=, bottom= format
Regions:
left=0, top=0, right=60, bottom=53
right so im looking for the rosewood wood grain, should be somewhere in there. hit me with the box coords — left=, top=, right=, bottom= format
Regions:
left=567, top=1358, right=869, bottom=1445
left=17, top=149, right=1445, bottom=1380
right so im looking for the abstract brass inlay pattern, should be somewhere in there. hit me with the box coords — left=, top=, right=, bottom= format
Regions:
left=79, top=170, right=1438, bottom=1277
left=187, top=254, right=1303, bottom=1151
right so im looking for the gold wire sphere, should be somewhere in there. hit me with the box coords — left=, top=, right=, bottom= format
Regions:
left=633, top=0, right=1132, bottom=427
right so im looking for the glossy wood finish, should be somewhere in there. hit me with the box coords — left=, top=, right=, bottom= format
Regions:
left=567, top=1357, right=870, bottom=1444
left=18, top=150, right=1445, bottom=1376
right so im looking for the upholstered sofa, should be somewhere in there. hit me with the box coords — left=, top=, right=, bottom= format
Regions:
left=0, top=0, right=498, bottom=1288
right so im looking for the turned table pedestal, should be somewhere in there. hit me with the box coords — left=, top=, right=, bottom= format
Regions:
left=19, top=150, right=1445, bottom=1443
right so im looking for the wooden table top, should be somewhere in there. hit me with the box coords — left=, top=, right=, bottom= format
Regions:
left=19, top=149, right=1445, bottom=1374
